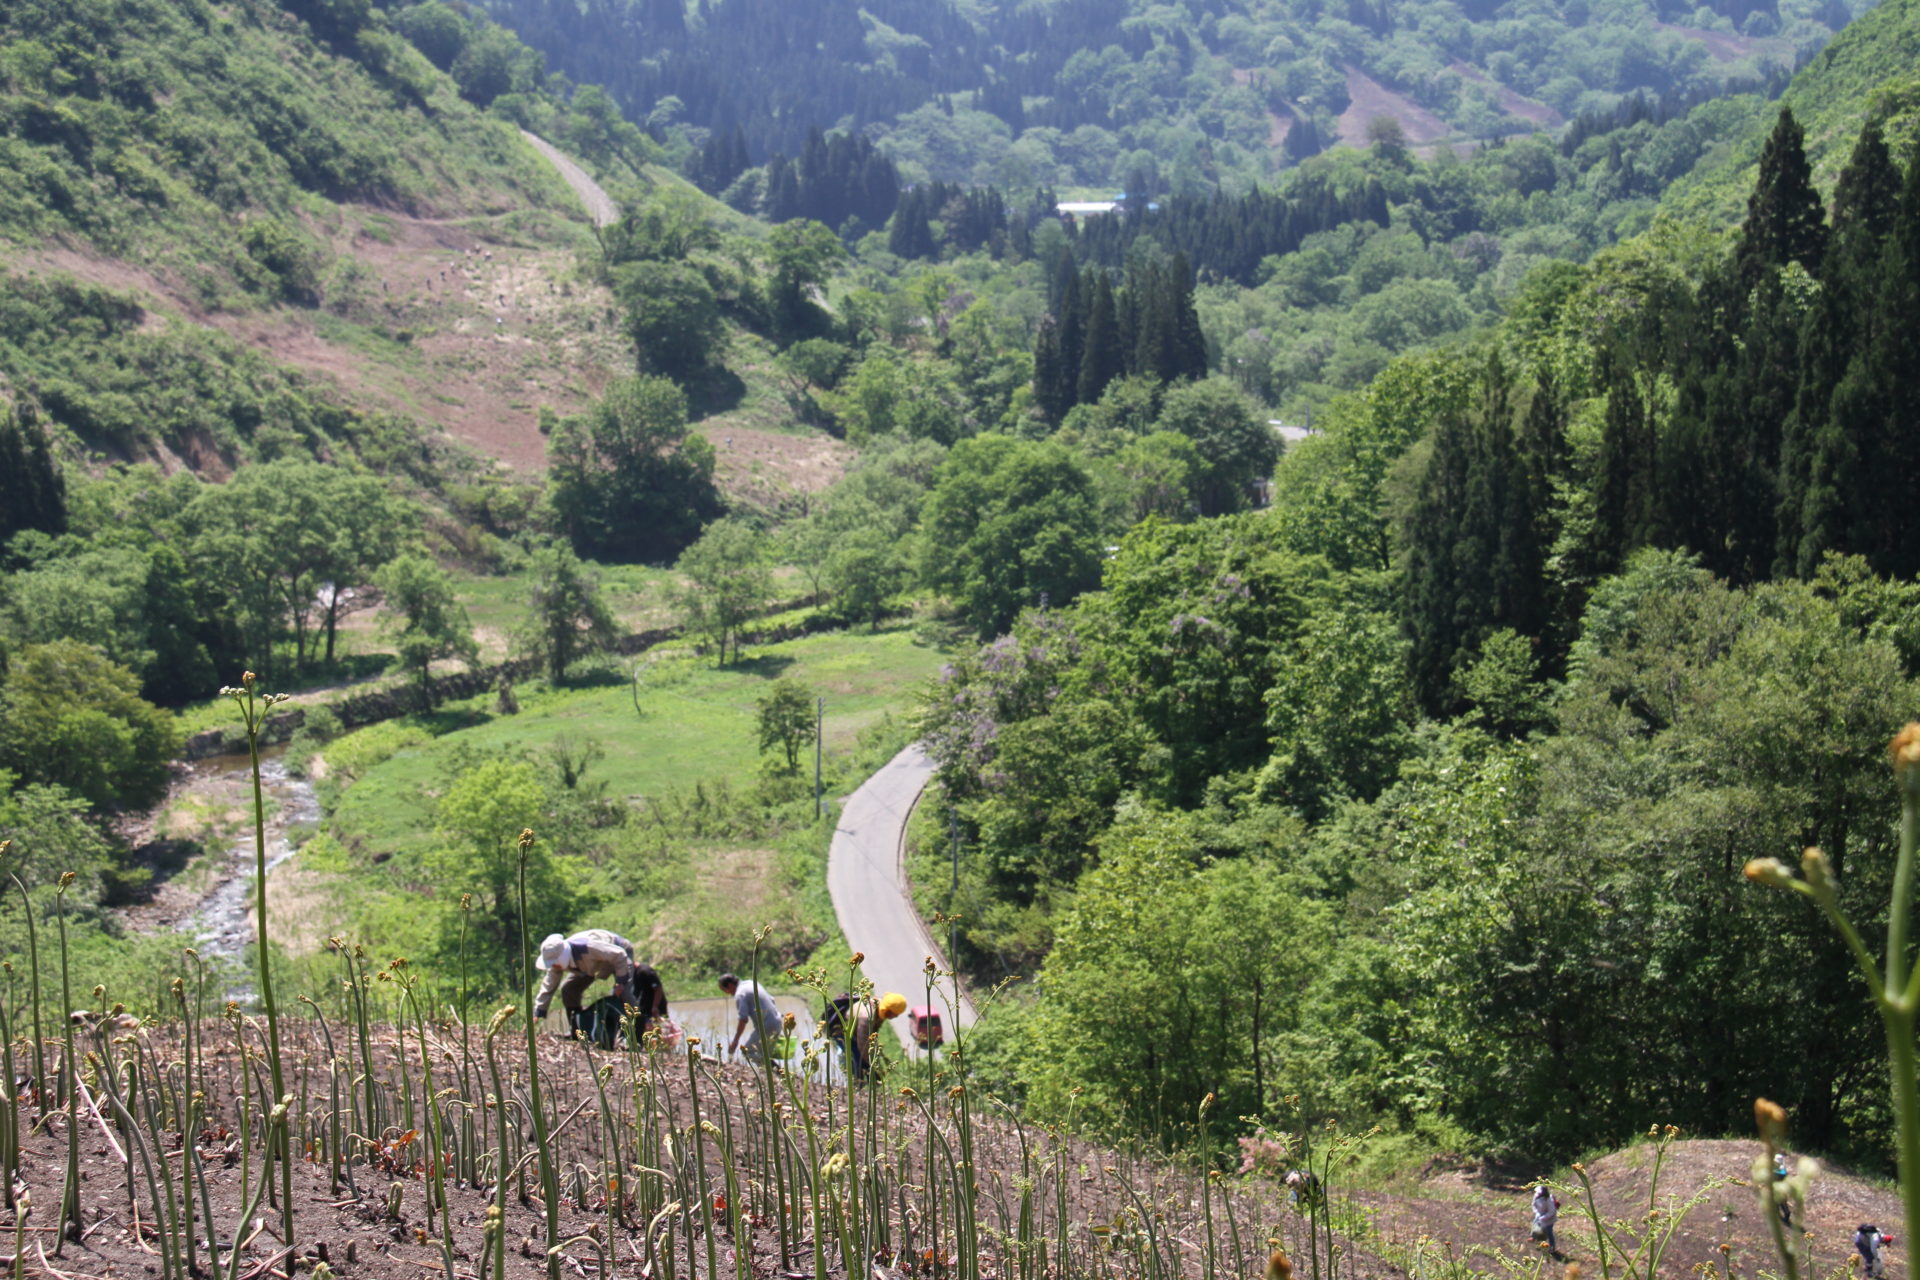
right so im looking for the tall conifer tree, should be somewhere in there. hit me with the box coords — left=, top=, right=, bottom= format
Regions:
left=1778, top=122, right=1900, bottom=575
left=1168, top=251, right=1208, bottom=382
left=0, top=404, right=67, bottom=544
left=1738, top=107, right=1827, bottom=283
left=1077, top=272, right=1124, bottom=405
left=1399, top=357, right=1546, bottom=714
left=1032, top=314, right=1074, bottom=425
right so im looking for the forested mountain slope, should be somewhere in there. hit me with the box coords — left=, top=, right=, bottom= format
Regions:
left=481, top=0, right=1852, bottom=197
left=1667, top=0, right=1920, bottom=212
left=0, top=0, right=656, bottom=474
left=895, top=0, right=1920, bottom=1171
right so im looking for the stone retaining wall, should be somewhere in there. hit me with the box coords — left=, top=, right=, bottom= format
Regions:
left=180, top=608, right=850, bottom=761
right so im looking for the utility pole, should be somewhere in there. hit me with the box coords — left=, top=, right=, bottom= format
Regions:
left=814, top=696, right=824, bottom=819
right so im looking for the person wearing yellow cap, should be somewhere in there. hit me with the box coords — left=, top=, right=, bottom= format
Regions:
left=846, top=992, right=908, bottom=1083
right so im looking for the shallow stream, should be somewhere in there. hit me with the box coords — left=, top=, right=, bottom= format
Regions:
left=186, top=743, right=320, bottom=960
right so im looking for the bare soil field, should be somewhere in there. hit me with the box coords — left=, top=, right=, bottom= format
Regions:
left=1338, top=67, right=1454, bottom=150
left=1447, top=61, right=1564, bottom=129
left=1357, top=1138, right=1903, bottom=1279
left=1654, top=21, right=1789, bottom=63
left=699, top=424, right=853, bottom=518
left=14, top=208, right=628, bottom=475
left=8, top=999, right=1904, bottom=1280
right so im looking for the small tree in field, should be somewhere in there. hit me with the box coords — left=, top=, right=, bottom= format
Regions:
left=675, top=518, right=771, bottom=665
left=522, top=544, right=619, bottom=682
left=376, top=554, right=478, bottom=702
left=756, top=677, right=815, bottom=773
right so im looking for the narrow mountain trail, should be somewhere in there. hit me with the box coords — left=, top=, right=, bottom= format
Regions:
left=521, top=129, right=619, bottom=227
left=826, top=744, right=977, bottom=1050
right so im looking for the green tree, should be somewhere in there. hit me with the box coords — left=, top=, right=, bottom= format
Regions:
left=425, top=756, right=586, bottom=956
left=755, top=677, right=815, bottom=773
left=1077, top=271, right=1124, bottom=406
left=1268, top=353, right=1472, bottom=572
left=674, top=518, right=771, bottom=665
left=766, top=219, right=847, bottom=338
left=775, top=338, right=853, bottom=423
left=612, top=260, right=725, bottom=379
left=601, top=188, right=724, bottom=267
left=824, top=350, right=968, bottom=446
left=0, top=771, right=118, bottom=933
left=0, top=404, right=65, bottom=544
left=392, top=1, right=467, bottom=69
left=1085, top=514, right=1326, bottom=806
left=1018, top=809, right=1327, bottom=1137
left=521, top=545, right=619, bottom=683
left=450, top=24, right=524, bottom=106
left=826, top=518, right=913, bottom=629
left=546, top=376, right=722, bottom=564
left=375, top=554, right=478, bottom=701
left=1, top=545, right=158, bottom=678
left=887, top=188, right=936, bottom=259
left=919, top=435, right=1103, bottom=638
left=185, top=461, right=411, bottom=677
left=1397, top=356, right=1549, bottom=714
left=1102, top=430, right=1203, bottom=526
left=1031, top=313, right=1075, bottom=425
left=1779, top=121, right=1901, bottom=577
left=0, top=641, right=178, bottom=810
left=1737, top=107, right=1827, bottom=284
left=1256, top=587, right=1414, bottom=818
left=1153, top=378, right=1276, bottom=515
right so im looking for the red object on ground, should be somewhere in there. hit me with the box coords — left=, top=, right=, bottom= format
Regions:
left=909, top=1006, right=944, bottom=1047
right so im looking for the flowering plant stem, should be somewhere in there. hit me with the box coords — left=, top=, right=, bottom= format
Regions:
left=515, top=829, right=564, bottom=1280
left=1748, top=724, right=1920, bottom=1245
left=224, top=673, right=293, bottom=1248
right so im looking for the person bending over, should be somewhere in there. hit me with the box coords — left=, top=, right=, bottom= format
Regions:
left=534, top=929, right=635, bottom=1033
left=719, top=972, right=780, bottom=1063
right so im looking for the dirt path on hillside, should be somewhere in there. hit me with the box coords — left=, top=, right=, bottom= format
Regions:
left=1448, top=59, right=1563, bottom=127
left=521, top=130, right=619, bottom=227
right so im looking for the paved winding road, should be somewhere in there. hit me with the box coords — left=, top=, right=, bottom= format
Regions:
left=519, top=131, right=969, bottom=1051
left=521, top=130, right=619, bottom=228
left=827, top=745, right=978, bottom=1050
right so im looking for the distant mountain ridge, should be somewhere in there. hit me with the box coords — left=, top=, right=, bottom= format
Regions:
left=479, top=0, right=1853, bottom=195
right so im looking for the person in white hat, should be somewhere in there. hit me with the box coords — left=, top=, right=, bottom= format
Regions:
left=534, top=929, right=636, bottom=1031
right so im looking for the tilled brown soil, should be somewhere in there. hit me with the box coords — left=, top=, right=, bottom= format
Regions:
left=0, top=1021, right=1375, bottom=1280
left=1355, top=1139, right=1904, bottom=1280
left=2, top=1019, right=1902, bottom=1280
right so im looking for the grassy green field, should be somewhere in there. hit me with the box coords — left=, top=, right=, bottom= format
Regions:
left=449, top=562, right=682, bottom=658
left=323, top=625, right=942, bottom=860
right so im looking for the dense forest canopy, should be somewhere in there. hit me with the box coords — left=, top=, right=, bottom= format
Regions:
left=479, top=0, right=1853, bottom=195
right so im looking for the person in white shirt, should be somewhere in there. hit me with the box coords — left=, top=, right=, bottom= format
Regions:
left=719, top=972, right=781, bottom=1063
left=1531, top=1184, right=1563, bottom=1260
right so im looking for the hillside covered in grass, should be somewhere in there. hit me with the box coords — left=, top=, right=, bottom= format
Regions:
left=0, top=0, right=664, bottom=474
